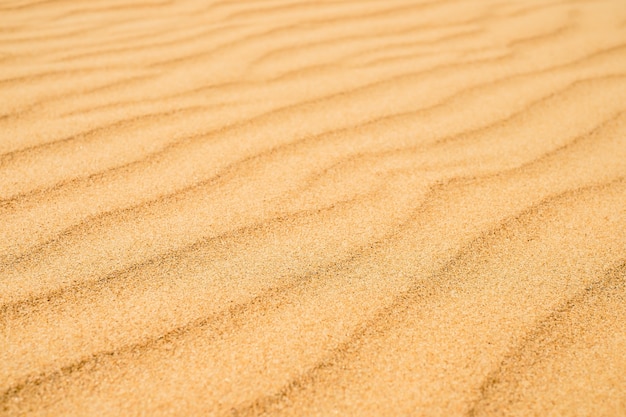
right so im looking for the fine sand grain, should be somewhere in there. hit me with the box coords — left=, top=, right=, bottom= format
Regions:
left=1, top=0, right=626, bottom=416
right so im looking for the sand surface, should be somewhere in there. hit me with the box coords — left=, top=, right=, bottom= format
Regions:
left=1, top=0, right=626, bottom=415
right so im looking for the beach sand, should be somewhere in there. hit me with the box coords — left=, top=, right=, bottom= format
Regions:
left=1, top=0, right=626, bottom=415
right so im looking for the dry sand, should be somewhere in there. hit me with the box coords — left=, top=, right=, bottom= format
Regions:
left=1, top=0, right=626, bottom=415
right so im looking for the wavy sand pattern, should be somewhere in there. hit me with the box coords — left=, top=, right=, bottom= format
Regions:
left=1, top=0, right=626, bottom=415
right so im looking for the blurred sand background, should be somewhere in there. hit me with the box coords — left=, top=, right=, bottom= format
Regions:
left=1, top=0, right=626, bottom=415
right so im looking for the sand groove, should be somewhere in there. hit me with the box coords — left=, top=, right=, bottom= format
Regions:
left=1, top=0, right=625, bottom=416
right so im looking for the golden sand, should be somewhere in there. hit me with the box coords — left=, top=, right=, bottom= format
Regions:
left=1, top=0, right=625, bottom=415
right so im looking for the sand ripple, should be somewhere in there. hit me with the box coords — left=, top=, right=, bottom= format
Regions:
left=1, top=0, right=625, bottom=415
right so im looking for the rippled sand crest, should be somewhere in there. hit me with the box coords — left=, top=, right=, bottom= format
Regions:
left=1, top=0, right=625, bottom=416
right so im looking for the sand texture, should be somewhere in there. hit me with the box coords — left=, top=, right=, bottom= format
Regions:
left=1, top=0, right=626, bottom=415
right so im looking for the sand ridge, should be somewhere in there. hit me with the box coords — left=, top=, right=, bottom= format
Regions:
left=1, top=0, right=626, bottom=416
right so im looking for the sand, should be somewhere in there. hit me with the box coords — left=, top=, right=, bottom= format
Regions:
left=1, top=0, right=625, bottom=415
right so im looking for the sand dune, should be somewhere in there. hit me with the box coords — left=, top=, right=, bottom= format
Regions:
left=1, top=0, right=625, bottom=415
